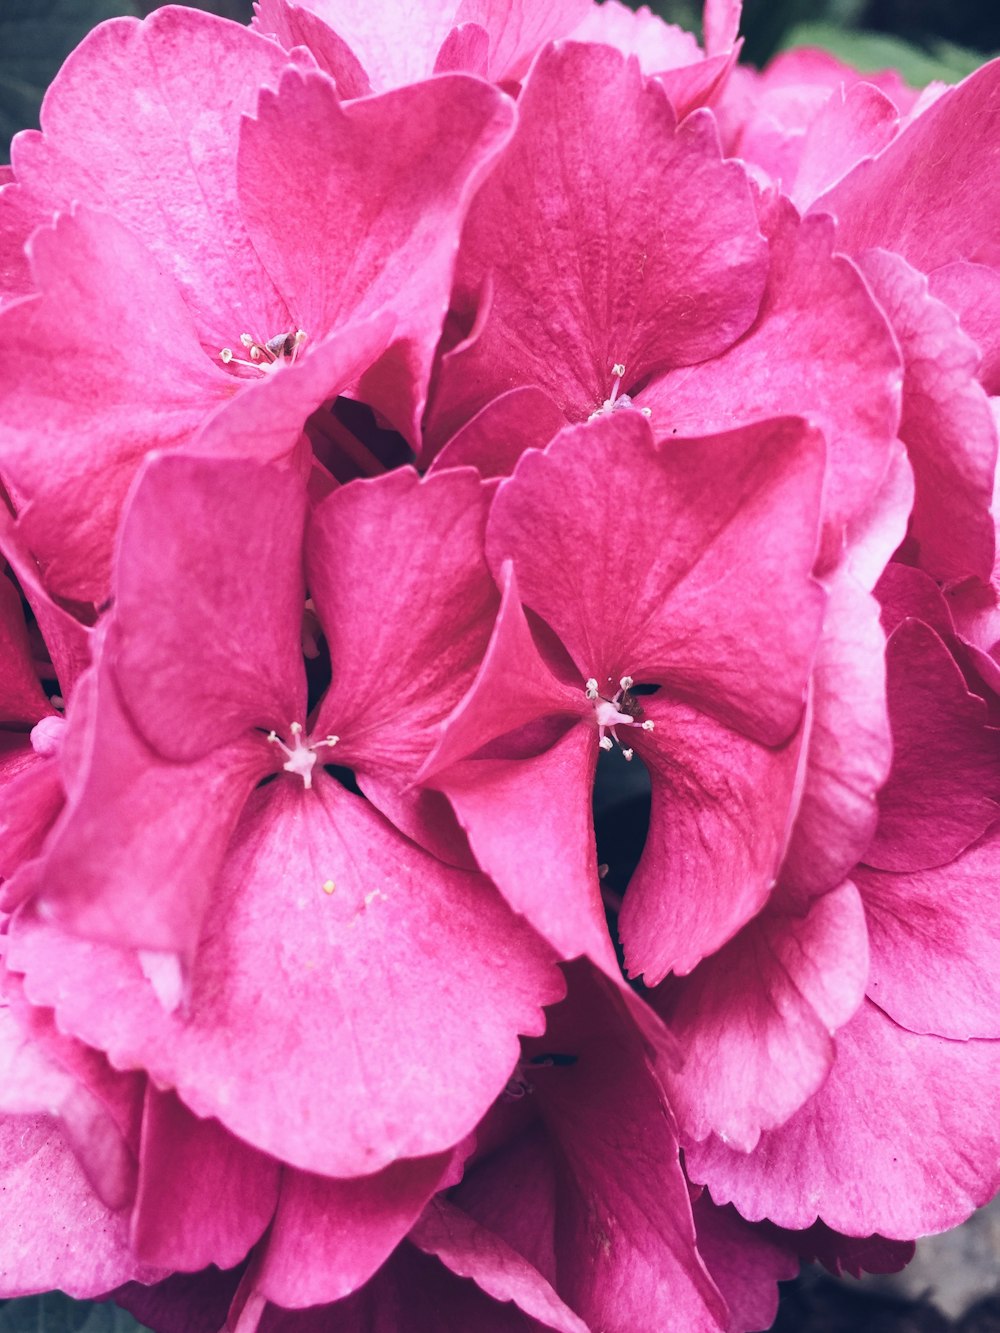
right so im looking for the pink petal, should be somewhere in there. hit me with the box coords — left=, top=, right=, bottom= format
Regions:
left=570, top=1, right=703, bottom=73
left=655, top=880, right=869, bottom=1149
left=0, top=209, right=235, bottom=601
left=642, top=203, right=902, bottom=550
left=0, top=572, right=51, bottom=724
left=620, top=693, right=807, bottom=982
left=34, top=653, right=268, bottom=958
left=431, top=724, right=616, bottom=970
left=0, top=747, right=64, bottom=909
left=687, top=999, right=1000, bottom=1238
left=426, top=41, right=767, bottom=442
left=133, top=1087, right=279, bottom=1271
left=859, top=825, right=1000, bottom=1040
left=787, top=1223, right=914, bottom=1278
left=928, top=261, right=1000, bottom=395
left=428, top=386, right=565, bottom=478
left=238, top=67, right=515, bottom=440
left=876, top=561, right=954, bottom=640
left=0, top=1114, right=159, bottom=1298
left=781, top=571, right=891, bottom=898
left=252, top=0, right=373, bottom=98
left=254, top=1154, right=454, bottom=1308
left=790, top=81, right=900, bottom=211
left=488, top=412, right=826, bottom=747
left=410, top=1199, right=590, bottom=1333
left=866, top=620, right=1000, bottom=872
left=814, top=58, right=1000, bottom=272
left=858, top=248, right=997, bottom=583
left=12, top=7, right=292, bottom=345
left=703, top=0, right=741, bottom=55
left=692, top=1196, right=798, bottom=1333
left=10, top=773, right=563, bottom=1177
left=309, top=467, right=498, bottom=784
left=841, top=439, right=914, bottom=593
left=457, top=0, right=592, bottom=82
left=112, top=453, right=308, bottom=764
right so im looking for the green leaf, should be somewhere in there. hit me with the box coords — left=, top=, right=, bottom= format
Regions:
left=0, top=1295, right=149, bottom=1333
left=0, top=0, right=141, bottom=157
left=780, top=21, right=990, bottom=85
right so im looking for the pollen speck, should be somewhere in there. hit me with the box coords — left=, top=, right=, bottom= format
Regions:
left=322, top=879, right=336, bottom=895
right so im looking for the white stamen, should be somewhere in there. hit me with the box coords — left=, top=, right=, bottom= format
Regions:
left=585, top=677, right=599, bottom=700
left=267, top=724, right=339, bottom=788
left=620, top=675, right=633, bottom=691
left=622, top=748, right=634, bottom=762
left=219, top=328, right=308, bottom=376
left=642, top=719, right=655, bottom=731
left=599, top=736, right=614, bottom=751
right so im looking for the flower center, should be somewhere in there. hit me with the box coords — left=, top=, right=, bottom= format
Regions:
left=589, top=363, right=652, bottom=422
left=584, top=675, right=654, bottom=762
left=267, top=721, right=339, bottom=788
left=219, top=329, right=307, bottom=376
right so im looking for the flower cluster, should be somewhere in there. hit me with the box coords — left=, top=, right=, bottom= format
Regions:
left=2, top=1, right=1000, bottom=1329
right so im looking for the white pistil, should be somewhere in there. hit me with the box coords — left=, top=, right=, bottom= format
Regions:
left=267, top=721, right=339, bottom=788
left=220, top=328, right=307, bottom=375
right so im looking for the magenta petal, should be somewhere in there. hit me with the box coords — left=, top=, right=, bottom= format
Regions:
left=620, top=694, right=807, bottom=983
left=421, top=561, right=585, bottom=783
left=858, top=826, right=1000, bottom=1041
left=133, top=1088, right=279, bottom=1271
left=928, top=261, right=1000, bottom=395
left=11, top=7, right=291, bottom=344
left=866, top=620, right=1000, bottom=872
left=0, top=1114, right=159, bottom=1298
left=814, top=58, right=1000, bottom=272
left=238, top=68, right=515, bottom=439
left=0, top=748, right=64, bottom=904
left=859, top=248, right=997, bottom=583
left=790, top=81, right=899, bottom=211
left=692, top=1196, right=798, bottom=1333
left=657, top=881, right=869, bottom=1149
left=309, top=467, right=498, bottom=784
left=687, top=999, right=1000, bottom=1238
left=427, top=40, right=767, bottom=439
left=0, top=210, right=234, bottom=601
left=113, top=453, right=308, bottom=763
left=410, top=1199, right=590, bottom=1333
left=432, top=724, right=616, bottom=970
left=841, top=438, right=914, bottom=593
left=37, top=656, right=267, bottom=958
left=642, top=204, right=902, bottom=548
left=428, top=386, right=565, bottom=478
left=489, top=412, right=825, bottom=746
left=252, top=0, right=373, bottom=98
left=0, top=573, right=52, bottom=724
left=780, top=571, right=891, bottom=898
left=255, top=1154, right=453, bottom=1308
left=10, top=774, right=563, bottom=1176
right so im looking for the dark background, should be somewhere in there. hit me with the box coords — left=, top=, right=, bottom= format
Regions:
left=2, top=0, right=1000, bottom=1328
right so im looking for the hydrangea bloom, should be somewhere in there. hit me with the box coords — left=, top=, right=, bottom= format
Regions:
left=2, top=0, right=1000, bottom=1329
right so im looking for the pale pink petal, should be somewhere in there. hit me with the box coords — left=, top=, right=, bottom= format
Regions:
left=255, top=1154, right=454, bottom=1307
left=487, top=413, right=826, bottom=747
left=656, top=881, right=869, bottom=1149
left=859, top=825, right=1000, bottom=1040
left=570, top=1, right=702, bottom=72
left=133, top=1087, right=279, bottom=1271
left=858, top=248, right=997, bottom=583
left=642, top=204, right=902, bottom=550
left=426, top=42, right=767, bottom=443
left=687, top=999, right=1000, bottom=1238
left=814, top=58, right=1000, bottom=272
left=703, top=0, right=741, bottom=55
left=866, top=620, right=1000, bottom=872
left=620, top=694, right=806, bottom=983
left=309, top=467, right=498, bottom=784
left=841, top=440, right=914, bottom=592
left=457, top=0, right=592, bottom=82
left=12, top=7, right=291, bottom=344
left=781, top=571, right=891, bottom=898
left=0, top=1114, right=159, bottom=1297
left=9, top=773, right=563, bottom=1177
left=238, top=68, right=515, bottom=440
